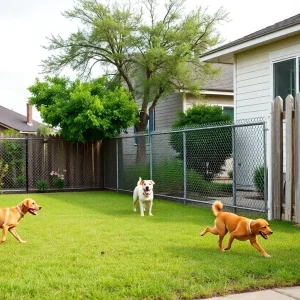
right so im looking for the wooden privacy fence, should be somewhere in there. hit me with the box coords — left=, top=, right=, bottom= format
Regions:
left=0, top=134, right=102, bottom=192
left=272, top=94, right=300, bottom=222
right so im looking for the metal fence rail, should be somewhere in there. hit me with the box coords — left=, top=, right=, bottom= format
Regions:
left=103, top=120, right=267, bottom=213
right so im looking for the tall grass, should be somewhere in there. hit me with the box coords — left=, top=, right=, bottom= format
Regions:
left=0, top=192, right=299, bottom=299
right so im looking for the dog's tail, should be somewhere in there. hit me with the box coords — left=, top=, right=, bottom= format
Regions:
left=212, top=201, right=223, bottom=216
left=137, top=177, right=142, bottom=185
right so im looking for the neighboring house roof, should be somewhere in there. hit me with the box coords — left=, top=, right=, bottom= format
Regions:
left=0, top=105, right=41, bottom=133
left=201, top=13, right=300, bottom=63
left=202, top=64, right=233, bottom=93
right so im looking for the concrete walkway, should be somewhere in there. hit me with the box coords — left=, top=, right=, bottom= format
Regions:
left=205, top=286, right=300, bottom=300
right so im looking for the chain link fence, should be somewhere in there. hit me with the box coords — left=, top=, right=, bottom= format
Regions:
left=0, top=134, right=102, bottom=193
left=103, top=120, right=267, bottom=213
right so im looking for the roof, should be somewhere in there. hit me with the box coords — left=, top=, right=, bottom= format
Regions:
left=202, top=64, right=233, bottom=92
left=201, top=13, right=300, bottom=63
left=0, top=105, right=42, bottom=133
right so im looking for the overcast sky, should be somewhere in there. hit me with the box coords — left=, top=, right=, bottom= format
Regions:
left=1, top=0, right=300, bottom=122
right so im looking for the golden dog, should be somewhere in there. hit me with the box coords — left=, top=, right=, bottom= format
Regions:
left=200, top=201, right=273, bottom=257
left=0, top=198, right=42, bottom=244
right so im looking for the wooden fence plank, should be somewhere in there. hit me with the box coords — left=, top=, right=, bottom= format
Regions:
left=285, top=95, right=294, bottom=221
left=295, top=94, right=300, bottom=223
left=272, top=96, right=283, bottom=220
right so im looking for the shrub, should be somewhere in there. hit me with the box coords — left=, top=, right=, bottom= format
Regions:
left=16, top=175, right=26, bottom=188
left=119, top=158, right=232, bottom=196
left=0, top=160, right=9, bottom=192
left=170, top=105, right=232, bottom=181
left=36, top=180, right=49, bottom=192
left=254, top=166, right=265, bottom=195
left=53, top=177, right=65, bottom=189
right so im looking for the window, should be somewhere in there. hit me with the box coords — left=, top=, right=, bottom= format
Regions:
left=273, top=58, right=299, bottom=109
left=223, top=106, right=234, bottom=120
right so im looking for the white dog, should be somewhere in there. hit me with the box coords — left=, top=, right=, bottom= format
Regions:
left=133, top=177, right=155, bottom=216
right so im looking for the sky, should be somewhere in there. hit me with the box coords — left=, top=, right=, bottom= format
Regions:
left=1, top=0, right=300, bottom=123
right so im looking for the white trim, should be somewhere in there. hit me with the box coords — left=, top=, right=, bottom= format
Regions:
left=201, top=24, right=300, bottom=63
left=233, top=54, right=237, bottom=122
left=182, top=92, right=187, bottom=112
left=200, top=90, right=233, bottom=96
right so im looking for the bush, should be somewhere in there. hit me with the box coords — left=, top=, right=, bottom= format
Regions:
left=53, top=177, right=65, bottom=189
left=254, top=166, right=265, bottom=195
left=36, top=180, right=49, bottom=192
left=119, top=158, right=232, bottom=196
left=170, top=105, right=232, bottom=181
left=16, top=176, right=25, bottom=188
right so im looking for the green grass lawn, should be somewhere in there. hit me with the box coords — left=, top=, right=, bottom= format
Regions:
left=0, top=192, right=299, bottom=300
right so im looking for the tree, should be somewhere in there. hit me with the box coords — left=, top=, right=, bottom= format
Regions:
left=37, top=125, right=54, bottom=135
left=42, top=0, right=228, bottom=134
left=28, top=76, right=138, bottom=142
left=170, top=105, right=232, bottom=181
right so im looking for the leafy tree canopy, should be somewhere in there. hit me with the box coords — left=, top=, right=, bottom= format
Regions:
left=28, top=76, right=138, bottom=142
left=42, top=0, right=229, bottom=132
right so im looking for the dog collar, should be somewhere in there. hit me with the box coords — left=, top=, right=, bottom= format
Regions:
left=16, top=205, right=24, bottom=218
left=248, top=219, right=253, bottom=235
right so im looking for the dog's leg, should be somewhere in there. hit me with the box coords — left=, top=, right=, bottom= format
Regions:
left=200, top=226, right=219, bottom=236
left=133, top=197, right=138, bottom=212
left=8, top=227, right=27, bottom=243
left=0, top=225, right=9, bottom=244
left=148, top=201, right=153, bottom=216
left=139, top=200, right=145, bottom=216
left=250, top=238, right=270, bottom=257
left=224, top=232, right=236, bottom=251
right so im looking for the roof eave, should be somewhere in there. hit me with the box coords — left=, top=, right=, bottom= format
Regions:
left=201, top=24, right=300, bottom=63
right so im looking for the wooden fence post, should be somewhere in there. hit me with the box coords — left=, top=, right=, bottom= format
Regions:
left=272, top=96, right=283, bottom=220
left=285, top=95, right=294, bottom=221
left=294, top=93, right=300, bottom=223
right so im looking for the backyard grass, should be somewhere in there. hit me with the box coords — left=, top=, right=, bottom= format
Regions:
left=0, top=191, right=299, bottom=300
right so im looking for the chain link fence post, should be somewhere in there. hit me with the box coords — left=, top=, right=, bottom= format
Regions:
left=183, top=131, right=187, bottom=205
left=232, top=125, right=237, bottom=212
left=116, top=139, right=119, bottom=192
left=263, top=122, right=268, bottom=213
left=149, top=133, right=153, bottom=180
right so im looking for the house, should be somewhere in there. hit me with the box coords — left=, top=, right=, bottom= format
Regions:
left=0, top=103, right=42, bottom=134
left=200, top=13, right=300, bottom=121
left=130, top=63, right=233, bottom=134
left=200, top=13, right=300, bottom=218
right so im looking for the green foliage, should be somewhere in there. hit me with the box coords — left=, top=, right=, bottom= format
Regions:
left=42, top=0, right=229, bottom=132
left=16, top=175, right=26, bottom=188
left=1, top=132, right=26, bottom=188
left=37, top=125, right=53, bottom=135
left=53, top=177, right=65, bottom=189
left=36, top=180, right=49, bottom=192
left=0, top=159, right=9, bottom=192
left=170, top=105, right=232, bottom=180
left=254, top=166, right=265, bottom=195
left=120, top=159, right=232, bottom=195
left=28, top=76, right=138, bottom=142
left=228, top=169, right=233, bottom=179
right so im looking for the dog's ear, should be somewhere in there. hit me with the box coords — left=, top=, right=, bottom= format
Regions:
left=140, top=180, right=144, bottom=185
left=151, top=180, right=155, bottom=185
left=250, top=220, right=261, bottom=235
left=22, top=198, right=31, bottom=208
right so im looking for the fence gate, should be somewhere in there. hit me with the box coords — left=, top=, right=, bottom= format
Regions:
left=103, top=120, right=267, bottom=213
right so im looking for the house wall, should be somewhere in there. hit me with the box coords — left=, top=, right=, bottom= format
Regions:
left=234, top=34, right=300, bottom=191
left=185, top=94, right=233, bottom=110
left=235, top=34, right=300, bottom=120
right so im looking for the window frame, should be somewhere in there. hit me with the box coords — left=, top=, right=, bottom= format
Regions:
left=272, top=56, right=300, bottom=105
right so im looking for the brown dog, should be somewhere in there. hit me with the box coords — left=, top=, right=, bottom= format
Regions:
left=0, top=198, right=42, bottom=244
left=200, top=201, right=273, bottom=257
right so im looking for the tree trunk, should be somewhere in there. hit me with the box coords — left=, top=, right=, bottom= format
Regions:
left=135, top=110, right=149, bottom=163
